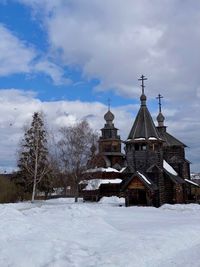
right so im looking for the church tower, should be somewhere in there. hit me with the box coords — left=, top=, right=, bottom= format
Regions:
left=156, top=94, right=190, bottom=180
left=98, top=107, right=124, bottom=169
left=122, top=76, right=166, bottom=206
left=125, top=76, right=163, bottom=174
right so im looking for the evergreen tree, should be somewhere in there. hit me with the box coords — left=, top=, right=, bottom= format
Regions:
left=18, top=112, right=50, bottom=202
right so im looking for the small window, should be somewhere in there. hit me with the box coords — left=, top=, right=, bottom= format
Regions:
left=141, top=144, right=147, bottom=151
left=135, top=144, right=139, bottom=151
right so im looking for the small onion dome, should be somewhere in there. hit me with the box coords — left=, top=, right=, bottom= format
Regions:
left=140, top=94, right=146, bottom=105
left=157, top=112, right=165, bottom=127
left=104, top=110, right=114, bottom=122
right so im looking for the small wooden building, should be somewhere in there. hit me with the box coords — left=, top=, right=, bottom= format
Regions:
left=81, top=167, right=122, bottom=201
left=121, top=171, right=158, bottom=206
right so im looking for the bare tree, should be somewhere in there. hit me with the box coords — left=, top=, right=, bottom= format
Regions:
left=58, top=120, right=98, bottom=202
left=18, top=112, right=50, bottom=202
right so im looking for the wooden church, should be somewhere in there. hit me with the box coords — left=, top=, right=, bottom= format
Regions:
left=80, top=75, right=199, bottom=207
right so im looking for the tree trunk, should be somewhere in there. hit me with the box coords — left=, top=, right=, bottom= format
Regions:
left=32, top=132, right=39, bottom=203
left=75, top=195, right=78, bottom=202
left=45, top=191, right=48, bottom=200
left=74, top=174, right=79, bottom=203
left=31, top=175, right=37, bottom=203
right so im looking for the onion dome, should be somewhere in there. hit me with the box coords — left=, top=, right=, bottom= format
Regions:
left=104, top=110, right=114, bottom=122
left=157, top=112, right=165, bottom=127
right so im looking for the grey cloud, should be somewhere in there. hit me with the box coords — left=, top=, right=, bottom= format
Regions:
left=6, top=1, right=200, bottom=171
left=18, top=1, right=200, bottom=99
left=0, top=89, right=134, bottom=172
left=1, top=89, right=198, bottom=171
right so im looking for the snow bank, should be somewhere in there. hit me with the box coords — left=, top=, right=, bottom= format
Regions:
left=0, top=199, right=200, bottom=267
left=161, top=203, right=200, bottom=212
left=99, top=196, right=125, bottom=206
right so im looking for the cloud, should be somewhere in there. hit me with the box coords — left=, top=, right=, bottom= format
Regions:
left=33, top=60, right=71, bottom=85
left=1, top=1, right=200, bottom=172
left=16, top=0, right=200, bottom=171
left=0, top=89, right=199, bottom=172
left=0, top=24, right=68, bottom=85
left=0, top=89, right=134, bottom=172
left=16, top=0, right=200, bottom=100
left=0, top=24, right=35, bottom=75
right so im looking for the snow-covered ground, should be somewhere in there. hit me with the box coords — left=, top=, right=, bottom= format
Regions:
left=1, top=197, right=200, bottom=267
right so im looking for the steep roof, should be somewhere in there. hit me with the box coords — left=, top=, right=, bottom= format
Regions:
left=185, top=179, right=200, bottom=187
left=128, top=94, right=160, bottom=140
left=158, top=130, right=186, bottom=147
left=163, top=169, right=185, bottom=184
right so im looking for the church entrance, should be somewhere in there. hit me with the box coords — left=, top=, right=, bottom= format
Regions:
left=127, top=189, right=147, bottom=206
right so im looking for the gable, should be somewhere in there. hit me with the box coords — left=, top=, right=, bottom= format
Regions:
left=128, top=176, right=145, bottom=190
left=121, top=171, right=157, bottom=192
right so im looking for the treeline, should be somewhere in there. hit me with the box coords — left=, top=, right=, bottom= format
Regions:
left=0, top=112, right=98, bottom=203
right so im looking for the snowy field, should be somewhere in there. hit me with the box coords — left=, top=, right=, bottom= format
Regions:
left=1, top=198, right=200, bottom=267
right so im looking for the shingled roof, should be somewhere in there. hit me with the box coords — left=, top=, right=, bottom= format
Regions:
left=128, top=94, right=160, bottom=140
left=158, top=130, right=186, bottom=147
left=156, top=97, right=186, bottom=147
left=163, top=169, right=185, bottom=184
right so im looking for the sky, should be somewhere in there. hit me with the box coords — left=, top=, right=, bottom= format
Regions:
left=0, top=0, right=199, bottom=172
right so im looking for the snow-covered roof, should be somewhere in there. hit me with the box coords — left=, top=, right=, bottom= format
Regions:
left=85, top=167, right=119, bottom=173
left=83, top=179, right=122, bottom=190
left=185, top=179, right=200, bottom=187
left=163, top=160, right=178, bottom=176
left=191, top=173, right=200, bottom=180
left=134, top=137, right=145, bottom=141
left=148, top=137, right=157, bottom=140
left=119, top=167, right=126, bottom=173
left=137, top=171, right=151, bottom=185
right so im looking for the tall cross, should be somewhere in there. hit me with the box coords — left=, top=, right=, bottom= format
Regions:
left=156, top=94, right=163, bottom=113
left=138, top=75, right=147, bottom=95
left=107, top=98, right=111, bottom=111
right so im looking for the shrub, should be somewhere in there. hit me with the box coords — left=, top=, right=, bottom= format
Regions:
left=0, top=175, right=19, bottom=203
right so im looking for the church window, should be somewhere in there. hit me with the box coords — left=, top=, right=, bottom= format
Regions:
left=104, top=144, right=111, bottom=152
left=141, top=144, right=147, bottom=150
left=135, top=144, right=139, bottom=151
left=135, top=143, right=146, bottom=151
left=113, top=145, right=118, bottom=152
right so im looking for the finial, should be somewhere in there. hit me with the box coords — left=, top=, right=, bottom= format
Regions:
left=156, top=94, right=165, bottom=127
left=138, top=75, right=147, bottom=95
left=156, top=94, right=163, bottom=113
left=138, top=75, right=147, bottom=106
left=104, top=99, right=114, bottom=125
